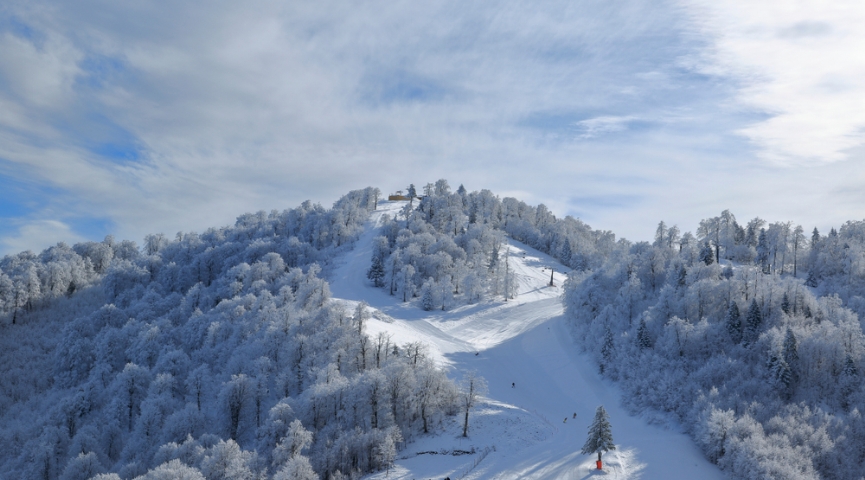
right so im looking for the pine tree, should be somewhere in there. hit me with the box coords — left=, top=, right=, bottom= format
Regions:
left=677, top=265, right=687, bottom=288
left=782, top=327, right=799, bottom=386
left=781, top=292, right=791, bottom=315
left=699, top=241, right=714, bottom=266
left=561, top=240, right=573, bottom=268
left=767, top=350, right=793, bottom=399
left=600, top=328, right=614, bottom=374
left=581, top=405, right=615, bottom=466
left=367, top=256, right=385, bottom=287
left=744, top=299, right=762, bottom=345
left=756, top=228, right=770, bottom=273
left=725, top=302, right=742, bottom=344
left=840, top=354, right=859, bottom=410
left=636, top=318, right=651, bottom=350
left=806, top=269, right=818, bottom=288
left=782, top=327, right=798, bottom=365
left=420, top=281, right=434, bottom=311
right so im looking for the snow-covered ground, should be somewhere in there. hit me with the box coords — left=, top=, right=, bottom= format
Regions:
left=328, top=201, right=724, bottom=480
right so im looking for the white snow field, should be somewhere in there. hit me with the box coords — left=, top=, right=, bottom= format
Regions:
left=329, top=201, right=725, bottom=480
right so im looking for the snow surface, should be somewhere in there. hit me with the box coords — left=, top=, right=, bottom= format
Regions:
left=328, top=201, right=725, bottom=480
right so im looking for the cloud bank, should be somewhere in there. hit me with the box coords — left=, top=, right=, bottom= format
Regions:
left=0, top=1, right=863, bottom=255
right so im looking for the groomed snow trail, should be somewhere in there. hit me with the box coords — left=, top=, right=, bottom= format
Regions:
left=329, top=201, right=724, bottom=480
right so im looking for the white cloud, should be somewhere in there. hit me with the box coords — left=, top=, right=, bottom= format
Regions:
left=576, top=116, right=638, bottom=138
left=681, top=0, right=865, bottom=165
left=0, top=32, right=81, bottom=108
left=1, top=220, right=87, bottom=255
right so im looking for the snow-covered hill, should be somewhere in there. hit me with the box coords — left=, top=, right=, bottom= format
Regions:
left=328, top=201, right=724, bottom=480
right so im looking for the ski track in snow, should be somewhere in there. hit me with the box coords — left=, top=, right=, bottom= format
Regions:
left=328, top=201, right=724, bottom=480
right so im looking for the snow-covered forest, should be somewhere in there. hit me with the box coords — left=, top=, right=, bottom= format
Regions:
left=2, top=181, right=865, bottom=479
left=0, top=187, right=459, bottom=479
left=368, top=179, right=615, bottom=309
left=562, top=216, right=865, bottom=479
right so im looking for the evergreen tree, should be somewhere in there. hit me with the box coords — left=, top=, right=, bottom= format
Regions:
left=581, top=405, right=615, bottom=465
left=699, top=241, right=714, bottom=266
left=767, top=350, right=793, bottom=399
left=756, top=228, right=770, bottom=273
left=600, top=328, right=614, bottom=374
left=840, top=354, right=859, bottom=410
left=725, top=302, right=742, bottom=344
left=806, top=269, right=818, bottom=288
left=561, top=239, right=573, bottom=268
left=636, top=318, right=651, bottom=350
left=810, top=226, right=820, bottom=247
left=781, top=292, right=791, bottom=314
left=366, top=256, right=385, bottom=287
left=420, top=280, right=435, bottom=311
left=744, top=299, right=763, bottom=345
left=677, top=265, right=687, bottom=288
left=782, top=327, right=798, bottom=365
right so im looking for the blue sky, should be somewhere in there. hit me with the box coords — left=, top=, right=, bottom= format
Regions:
left=1, top=0, right=864, bottom=255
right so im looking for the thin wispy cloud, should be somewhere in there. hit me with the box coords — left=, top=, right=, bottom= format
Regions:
left=575, top=116, right=639, bottom=138
left=681, top=0, right=865, bottom=165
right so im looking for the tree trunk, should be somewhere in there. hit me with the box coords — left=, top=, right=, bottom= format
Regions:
left=463, top=408, right=470, bottom=437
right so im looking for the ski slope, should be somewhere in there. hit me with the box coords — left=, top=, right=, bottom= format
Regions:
left=328, top=201, right=724, bottom=480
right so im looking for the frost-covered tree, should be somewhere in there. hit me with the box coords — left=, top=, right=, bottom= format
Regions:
left=273, top=419, right=313, bottom=468
left=636, top=318, right=651, bottom=350
left=840, top=354, right=859, bottom=410
left=460, top=370, right=487, bottom=437
left=59, top=451, right=105, bottom=480
left=767, top=349, right=793, bottom=399
left=725, top=302, right=742, bottom=345
left=581, top=406, right=615, bottom=466
left=744, top=299, right=763, bottom=346
left=367, top=256, right=385, bottom=287
left=756, top=229, right=770, bottom=273
left=699, top=242, right=714, bottom=266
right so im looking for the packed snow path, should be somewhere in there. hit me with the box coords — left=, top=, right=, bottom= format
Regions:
left=329, top=201, right=724, bottom=480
